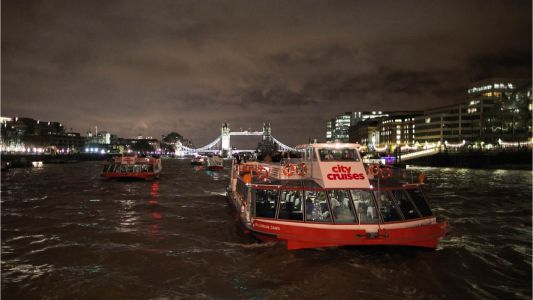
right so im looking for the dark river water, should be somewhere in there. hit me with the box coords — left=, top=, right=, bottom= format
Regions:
left=1, top=159, right=531, bottom=299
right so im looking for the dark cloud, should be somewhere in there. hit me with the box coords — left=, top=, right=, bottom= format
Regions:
left=2, top=0, right=531, bottom=147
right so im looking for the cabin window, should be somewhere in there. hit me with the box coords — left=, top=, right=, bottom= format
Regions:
left=328, top=190, right=357, bottom=223
left=406, top=188, right=433, bottom=217
left=304, top=149, right=309, bottom=161
left=278, top=190, right=304, bottom=221
left=255, top=189, right=279, bottom=218
left=392, top=190, right=420, bottom=219
left=350, top=190, right=379, bottom=224
left=373, top=191, right=403, bottom=222
left=318, top=148, right=360, bottom=162
left=304, top=191, right=331, bottom=223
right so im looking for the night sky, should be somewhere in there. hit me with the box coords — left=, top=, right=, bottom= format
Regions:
left=2, top=0, right=531, bottom=147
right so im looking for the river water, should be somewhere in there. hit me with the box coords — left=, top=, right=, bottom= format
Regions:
left=1, top=159, right=531, bottom=299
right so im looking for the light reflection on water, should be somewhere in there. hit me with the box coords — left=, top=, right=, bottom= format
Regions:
left=1, top=161, right=531, bottom=299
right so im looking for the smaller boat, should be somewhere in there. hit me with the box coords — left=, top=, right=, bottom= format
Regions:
left=1, top=161, right=11, bottom=172
left=190, top=156, right=206, bottom=166
left=7, top=158, right=33, bottom=168
left=206, top=155, right=224, bottom=171
left=101, top=154, right=162, bottom=180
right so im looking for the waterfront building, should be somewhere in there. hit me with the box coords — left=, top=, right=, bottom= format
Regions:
left=333, top=112, right=352, bottom=142
left=327, top=111, right=389, bottom=142
left=348, top=119, right=380, bottom=145
left=1, top=116, right=86, bottom=152
left=86, top=130, right=112, bottom=145
left=414, top=79, right=532, bottom=146
left=325, top=119, right=334, bottom=142
left=378, top=113, right=422, bottom=147
left=344, top=111, right=420, bottom=148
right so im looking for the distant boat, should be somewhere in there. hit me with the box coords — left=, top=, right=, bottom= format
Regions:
left=206, top=155, right=224, bottom=171
left=101, top=154, right=162, bottom=180
left=190, top=156, right=206, bottom=166
left=1, top=161, right=10, bottom=172
left=7, top=158, right=32, bottom=168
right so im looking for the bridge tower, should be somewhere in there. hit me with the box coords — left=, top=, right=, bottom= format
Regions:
left=262, top=122, right=272, bottom=143
left=221, top=122, right=231, bottom=154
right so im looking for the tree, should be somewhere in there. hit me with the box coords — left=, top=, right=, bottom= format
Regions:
left=131, top=139, right=154, bottom=152
left=162, top=132, right=184, bottom=144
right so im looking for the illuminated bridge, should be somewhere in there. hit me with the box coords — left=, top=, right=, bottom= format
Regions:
left=176, top=122, right=296, bottom=155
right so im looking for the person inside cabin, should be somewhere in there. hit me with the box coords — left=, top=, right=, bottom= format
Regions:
left=330, top=195, right=341, bottom=215
left=325, top=151, right=334, bottom=161
left=305, top=198, right=316, bottom=220
left=342, top=150, right=351, bottom=161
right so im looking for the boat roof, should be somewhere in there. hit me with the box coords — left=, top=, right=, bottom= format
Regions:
left=247, top=178, right=421, bottom=190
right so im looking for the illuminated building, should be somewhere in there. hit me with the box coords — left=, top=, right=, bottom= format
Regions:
left=415, top=79, right=531, bottom=145
left=327, top=111, right=389, bottom=142
left=378, top=114, right=421, bottom=146
left=0, top=116, right=85, bottom=152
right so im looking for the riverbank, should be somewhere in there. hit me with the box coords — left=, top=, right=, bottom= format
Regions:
left=404, top=149, right=532, bottom=170
left=1, top=153, right=115, bottom=164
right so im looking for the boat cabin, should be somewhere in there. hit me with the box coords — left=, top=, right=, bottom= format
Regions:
left=235, top=179, right=433, bottom=226
left=231, top=143, right=434, bottom=226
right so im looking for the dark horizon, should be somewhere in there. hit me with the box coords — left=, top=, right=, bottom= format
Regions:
left=2, top=0, right=531, bottom=147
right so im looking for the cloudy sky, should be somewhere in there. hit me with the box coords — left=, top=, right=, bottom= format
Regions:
left=2, top=0, right=531, bottom=147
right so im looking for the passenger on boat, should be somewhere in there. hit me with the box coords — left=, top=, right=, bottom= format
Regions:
left=325, top=151, right=334, bottom=160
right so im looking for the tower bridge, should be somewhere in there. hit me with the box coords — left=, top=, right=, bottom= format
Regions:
left=176, top=122, right=296, bottom=156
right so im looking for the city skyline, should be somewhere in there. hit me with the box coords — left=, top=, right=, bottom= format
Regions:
left=2, top=1, right=531, bottom=146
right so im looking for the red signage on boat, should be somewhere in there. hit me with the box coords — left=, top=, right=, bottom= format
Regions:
left=326, top=165, right=365, bottom=180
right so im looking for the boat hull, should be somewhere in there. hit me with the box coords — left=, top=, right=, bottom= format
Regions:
left=249, top=218, right=447, bottom=250
left=227, top=191, right=447, bottom=250
left=101, top=171, right=160, bottom=180
left=207, top=166, right=224, bottom=171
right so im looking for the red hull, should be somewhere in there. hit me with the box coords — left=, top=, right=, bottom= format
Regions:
left=249, top=218, right=447, bottom=250
left=101, top=172, right=159, bottom=180
left=207, top=166, right=224, bottom=171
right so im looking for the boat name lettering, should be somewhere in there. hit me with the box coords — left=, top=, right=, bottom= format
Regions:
left=327, top=165, right=365, bottom=180
left=253, top=222, right=280, bottom=231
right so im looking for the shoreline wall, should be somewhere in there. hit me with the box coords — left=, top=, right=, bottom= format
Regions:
left=403, top=149, right=532, bottom=169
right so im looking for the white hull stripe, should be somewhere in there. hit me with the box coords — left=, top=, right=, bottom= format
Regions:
left=253, top=217, right=436, bottom=231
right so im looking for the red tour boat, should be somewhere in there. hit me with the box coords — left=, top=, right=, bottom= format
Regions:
left=206, top=155, right=224, bottom=171
left=101, top=154, right=162, bottom=180
left=226, top=143, right=447, bottom=250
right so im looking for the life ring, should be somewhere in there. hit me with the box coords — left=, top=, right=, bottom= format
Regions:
left=381, top=166, right=392, bottom=179
left=257, top=166, right=269, bottom=179
left=282, top=163, right=295, bottom=177
left=296, top=163, right=308, bottom=176
left=370, top=163, right=381, bottom=177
